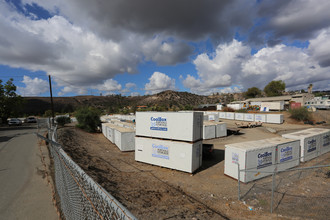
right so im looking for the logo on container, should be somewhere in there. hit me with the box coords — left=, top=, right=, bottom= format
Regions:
left=307, top=139, right=317, bottom=152
left=232, top=153, right=239, bottom=164
left=257, top=151, right=272, bottom=169
left=150, top=116, right=168, bottom=131
left=258, top=152, right=272, bottom=158
left=281, top=146, right=292, bottom=152
left=151, top=117, right=167, bottom=122
left=280, top=146, right=293, bottom=162
left=152, top=144, right=169, bottom=159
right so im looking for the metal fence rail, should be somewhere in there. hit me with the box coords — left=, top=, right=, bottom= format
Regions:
left=36, top=119, right=136, bottom=220
left=237, top=156, right=330, bottom=215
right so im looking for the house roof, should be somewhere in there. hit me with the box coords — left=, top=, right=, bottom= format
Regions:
left=245, top=95, right=292, bottom=102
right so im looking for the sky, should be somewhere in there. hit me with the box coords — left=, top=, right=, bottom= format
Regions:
left=0, top=0, right=330, bottom=97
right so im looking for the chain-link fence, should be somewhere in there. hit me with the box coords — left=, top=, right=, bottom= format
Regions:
left=36, top=119, right=136, bottom=220
left=237, top=155, right=330, bottom=219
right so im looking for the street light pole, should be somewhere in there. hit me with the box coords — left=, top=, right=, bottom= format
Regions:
left=48, top=75, right=55, bottom=126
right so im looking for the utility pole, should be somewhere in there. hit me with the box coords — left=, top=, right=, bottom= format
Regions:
left=48, top=75, right=55, bottom=126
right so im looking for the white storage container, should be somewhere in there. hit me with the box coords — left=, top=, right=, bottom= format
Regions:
left=266, top=114, right=283, bottom=124
left=214, top=122, right=227, bottom=138
left=135, top=112, right=203, bottom=142
left=320, top=130, right=330, bottom=155
left=303, top=128, right=330, bottom=155
left=261, top=101, right=284, bottom=111
left=260, top=137, right=300, bottom=171
left=203, top=115, right=209, bottom=121
left=102, top=123, right=108, bottom=136
left=102, top=123, right=116, bottom=143
left=244, top=113, right=255, bottom=122
left=250, top=102, right=262, bottom=106
left=203, top=121, right=227, bottom=138
left=282, top=130, right=321, bottom=162
left=234, top=113, right=244, bottom=121
left=206, top=113, right=219, bottom=122
left=226, top=112, right=235, bottom=120
left=106, top=124, right=116, bottom=143
left=254, top=114, right=267, bottom=122
left=203, top=122, right=216, bottom=140
left=219, top=112, right=226, bottom=119
left=227, top=103, right=243, bottom=110
left=114, top=127, right=135, bottom=151
left=135, top=137, right=203, bottom=173
left=225, top=140, right=276, bottom=183
left=113, top=121, right=135, bottom=130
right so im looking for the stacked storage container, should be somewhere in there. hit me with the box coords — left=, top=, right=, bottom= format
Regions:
left=135, top=137, right=202, bottom=173
left=135, top=112, right=203, bottom=173
left=282, top=129, right=321, bottom=162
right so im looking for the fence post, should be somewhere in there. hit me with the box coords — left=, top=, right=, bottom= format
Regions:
left=238, top=163, right=240, bottom=201
left=271, top=170, right=276, bottom=213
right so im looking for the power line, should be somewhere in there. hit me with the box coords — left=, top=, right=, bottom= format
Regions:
left=0, top=74, right=47, bottom=78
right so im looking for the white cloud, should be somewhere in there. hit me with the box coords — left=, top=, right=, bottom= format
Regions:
left=17, top=76, right=48, bottom=96
left=144, top=72, right=176, bottom=94
left=0, top=4, right=142, bottom=89
left=308, top=28, right=330, bottom=67
left=183, top=40, right=250, bottom=94
left=118, top=82, right=137, bottom=95
left=95, top=79, right=122, bottom=92
left=125, top=82, right=136, bottom=89
left=183, top=38, right=330, bottom=94
left=57, top=86, right=88, bottom=96
left=142, top=37, right=193, bottom=65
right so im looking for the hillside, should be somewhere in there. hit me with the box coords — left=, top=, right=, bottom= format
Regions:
left=22, top=90, right=222, bottom=116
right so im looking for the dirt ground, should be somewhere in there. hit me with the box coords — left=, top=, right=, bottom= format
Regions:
left=56, top=111, right=330, bottom=219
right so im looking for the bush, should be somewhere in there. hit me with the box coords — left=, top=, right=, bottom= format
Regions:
left=222, top=107, right=235, bottom=112
left=56, top=116, right=71, bottom=126
left=75, top=107, right=101, bottom=132
left=289, top=107, right=312, bottom=121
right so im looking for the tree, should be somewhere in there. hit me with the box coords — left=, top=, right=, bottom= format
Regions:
left=264, top=80, right=286, bottom=97
left=244, top=87, right=262, bottom=99
left=0, top=78, right=23, bottom=122
left=75, top=106, right=101, bottom=132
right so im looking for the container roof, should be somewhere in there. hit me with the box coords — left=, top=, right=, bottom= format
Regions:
left=225, top=139, right=276, bottom=151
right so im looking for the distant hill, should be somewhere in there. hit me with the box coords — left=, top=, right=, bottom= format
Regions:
left=22, top=90, right=222, bottom=116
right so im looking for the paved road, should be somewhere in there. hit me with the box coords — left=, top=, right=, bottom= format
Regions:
left=0, top=125, right=58, bottom=220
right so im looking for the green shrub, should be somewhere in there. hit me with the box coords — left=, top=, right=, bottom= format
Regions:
left=56, top=116, right=71, bottom=126
left=75, top=107, right=101, bottom=132
left=289, top=107, right=312, bottom=121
